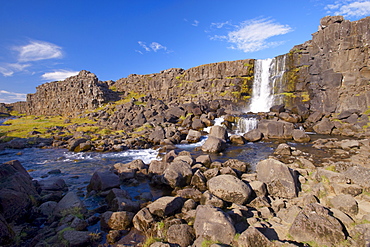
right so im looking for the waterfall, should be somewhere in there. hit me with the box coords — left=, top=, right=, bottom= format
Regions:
left=248, top=56, right=287, bottom=113
left=235, top=117, right=258, bottom=135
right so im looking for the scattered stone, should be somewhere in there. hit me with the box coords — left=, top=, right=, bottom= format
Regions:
left=207, top=175, right=252, bottom=204
left=147, top=196, right=184, bottom=217
left=167, top=224, right=195, bottom=247
left=201, top=136, right=227, bottom=153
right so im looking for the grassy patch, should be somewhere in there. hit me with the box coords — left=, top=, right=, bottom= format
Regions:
left=201, top=239, right=221, bottom=247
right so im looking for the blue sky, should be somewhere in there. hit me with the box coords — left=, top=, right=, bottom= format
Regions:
left=1, top=0, right=370, bottom=103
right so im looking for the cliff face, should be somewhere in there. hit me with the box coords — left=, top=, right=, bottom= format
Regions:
left=6, top=16, right=370, bottom=116
left=24, top=70, right=119, bottom=116
left=112, top=59, right=255, bottom=104
left=285, top=16, right=370, bottom=114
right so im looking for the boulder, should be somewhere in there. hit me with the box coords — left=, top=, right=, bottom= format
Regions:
left=207, top=175, right=252, bottom=204
left=201, top=136, right=226, bottom=153
left=209, top=125, right=228, bottom=141
left=190, top=170, right=207, bottom=191
left=344, top=166, right=370, bottom=189
left=195, top=155, right=212, bottom=167
left=230, top=135, right=245, bottom=145
left=87, top=170, right=120, bottom=193
left=53, top=192, right=86, bottom=217
left=167, top=224, right=195, bottom=247
left=194, top=205, right=235, bottom=244
left=148, top=160, right=167, bottom=175
left=101, top=211, right=134, bottom=230
left=243, top=129, right=263, bottom=142
left=132, top=208, right=155, bottom=232
left=148, top=126, right=165, bottom=144
left=256, top=159, right=297, bottom=199
left=162, top=160, right=193, bottom=188
left=0, top=214, right=13, bottom=245
left=289, top=203, right=345, bottom=246
left=223, top=159, right=249, bottom=173
left=186, top=129, right=202, bottom=143
left=147, top=196, right=184, bottom=217
left=330, top=194, right=358, bottom=216
left=273, top=143, right=292, bottom=156
left=68, top=138, right=87, bottom=152
left=200, top=191, right=224, bottom=208
left=62, top=230, right=92, bottom=247
left=237, top=226, right=271, bottom=247
left=313, top=118, right=335, bottom=134
left=270, top=104, right=285, bottom=113
left=292, top=129, right=310, bottom=142
left=192, top=118, right=205, bottom=130
left=257, top=120, right=294, bottom=139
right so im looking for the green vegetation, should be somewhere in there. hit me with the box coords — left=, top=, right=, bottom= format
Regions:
left=325, top=165, right=337, bottom=172
left=201, top=238, right=221, bottom=247
left=60, top=206, right=84, bottom=219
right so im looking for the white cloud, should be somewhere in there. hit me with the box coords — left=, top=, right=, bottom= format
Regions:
left=211, top=18, right=292, bottom=53
left=16, top=40, right=63, bottom=62
left=326, top=0, right=370, bottom=17
left=138, top=41, right=151, bottom=52
left=0, top=63, right=30, bottom=77
left=211, top=21, right=234, bottom=29
left=0, top=90, right=27, bottom=103
left=192, top=20, right=200, bottom=27
left=150, top=42, right=167, bottom=52
left=137, top=41, right=168, bottom=53
left=41, top=69, right=79, bottom=81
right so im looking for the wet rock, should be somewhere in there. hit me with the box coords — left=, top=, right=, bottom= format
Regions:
left=186, top=129, right=202, bottom=143
left=243, top=129, right=263, bottom=142
left=162, top=160, right=192, bottom=188
left=194, top=205, right=236, bottom=245
left=256, top=158, right=297, bottom=199
left=270, top=104, right=285, bottom=113
left=201, top=136, right=226, bottom=153
left=292, top=129, right=310, bottom=143
left=230, top=135, right=245, bottom=145
left=68, top=138, right=88, bottom=152
left=147, top=196, right=184, bottom=218
left=87, top=170, right=120, bottom=193
left=257, top=119, right=294, bottom=139
left=167, top=224, right=195, bottom=247
left=207, top=175, right=252, bottom=204
left=209, top=125, right=228, bottom=141
left=289, top=203, right=345, bottom=246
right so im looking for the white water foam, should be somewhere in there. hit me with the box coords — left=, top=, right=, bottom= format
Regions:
left=203, top=117, right=224, bottom=133
left=249, top=58, right=274, bottom=113
left=235, top=117, right=258, bottom=135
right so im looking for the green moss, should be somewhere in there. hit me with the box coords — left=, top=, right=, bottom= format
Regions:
left=201, top=239, right=220, bottom=247
left=109, top=86, right=117, bottom=91
left=325, top=165, right=337, bottom=172
left=219, top=92, right=227, bottom=97
left=60, top=207, right=84, bottom=219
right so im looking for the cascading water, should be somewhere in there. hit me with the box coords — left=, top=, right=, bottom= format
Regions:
left=248, top=56, right=287, bottom=113
left=236, top=56, right=287, bottom=134
left=248, top=58, right=274, bottom=113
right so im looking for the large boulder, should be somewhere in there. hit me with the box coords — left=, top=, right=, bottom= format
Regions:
left=132, top=208, right=155, bottom=232
left=201, top=136, right=227, bottom=153
left=289, top=203, right=345, bottom=246
left=237, top=226, right=271, bottom=247
left=100, top=211, right=134, bottom=230
left=292, top=129, right=310, bottom=143
left=53, top=192, right=86, bottom=217
left=167, top=224, right=195, bottom=247
left=186, top=129, right=202, bottom=143
left=257, top=120, right=294, bottom=139
left=209, top=125, right=228, bottom=141
left=162, top=160, right=193, bottom=188
left=243, top=129, right=263, bottom=142
left=86, top=170, right=120, bottom=193
left=207, top=175, right=252, bottom=204
left=313, top=118, right=335, bottom=134
left=147, top=196, right=184, bottom=218
left=194, top=205, right=235, bottom=245
left=0, top=160, right=39, bottom=222
left=256, top=158, right=297, bottom=199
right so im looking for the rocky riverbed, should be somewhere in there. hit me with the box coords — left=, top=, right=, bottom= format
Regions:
left=2, top=120, right=370, bottom=246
